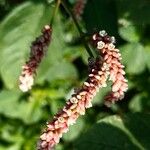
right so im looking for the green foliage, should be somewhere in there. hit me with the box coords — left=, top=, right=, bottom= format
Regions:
left=119, top=23, right=141, bottom=42
left=121, top=43, right=146, bottom=74
left=75, top=113, right=150, bottom=150
left=0, top=0, right=150, bottom=150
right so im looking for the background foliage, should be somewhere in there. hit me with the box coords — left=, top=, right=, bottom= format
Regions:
left=0, top=0, right=150, bottom=149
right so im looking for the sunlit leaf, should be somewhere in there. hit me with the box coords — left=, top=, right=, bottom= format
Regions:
left=63, top=117, right=85, bottom=142
left=144, top=44, right=150, bottom=71
left=129, top=94, right=150, bottom=113
left=0, top=90, right=43, bottom=124
left=121, top=43, right=146, bottom=74
left=37, top=60, right=78, bottom=84
left=119, top=20, right=141, bottom=42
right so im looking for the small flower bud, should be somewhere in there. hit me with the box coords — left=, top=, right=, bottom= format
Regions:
left=108, top=43, right=115, bottom=50
left=97, top=41, right=105, bottom=49
left=58, top=117, right=65, bottom=123
left=111, top=36, right=116, bottom=44
left=99, top=30, right=107, bottom=37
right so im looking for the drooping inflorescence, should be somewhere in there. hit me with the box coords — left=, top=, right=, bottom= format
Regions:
left=19, top=25, right=52, bottom=92
left=73, top=0, right=87, bottom=20
left=37, top=30, right=128, bottom=150
left=92, top=30, right=128, bottom=106
left=37, top=57, right=110, bottom=150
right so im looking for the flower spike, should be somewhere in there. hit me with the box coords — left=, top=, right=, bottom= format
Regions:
left=19, top=25, right=52, bottom=92
left=92, top=30, right=128, bottom=106
left=37, top=57, right=109, bottom=150
left=37, top=30, right=128, bottom=149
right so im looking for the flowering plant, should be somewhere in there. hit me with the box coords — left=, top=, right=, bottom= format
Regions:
left=18, top=1, right=128, bottom=149
left=0, top=0, right=150, bottom=150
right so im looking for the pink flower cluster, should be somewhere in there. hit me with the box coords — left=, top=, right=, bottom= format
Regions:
left=73, top=0, right=87, bottom=20
left=38, top=57, right=109, bottom=150
left=92, top=30, right=128, bottom=106
left=37, top=30, right=128, bottom=150
left=19, top=25, right=52, bottom=92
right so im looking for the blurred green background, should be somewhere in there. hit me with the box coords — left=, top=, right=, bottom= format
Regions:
left=0, top=0, right=150, bottom=150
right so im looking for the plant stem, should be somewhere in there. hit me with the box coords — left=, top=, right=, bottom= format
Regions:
left=50, top=0, right=61, bottom=26
left=61, top=0, right=94, bottom=57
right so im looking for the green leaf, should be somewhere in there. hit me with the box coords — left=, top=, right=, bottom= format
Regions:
left=123, top=113, right=150, bottom=149
left=75, top=113, right=150, bottom=150
left=93, top=85, right=111, bottom=105
left=0, top=2, right=53, bottom=89
left=63, top=117, right=85, bottom=142
left=0, top=90, right=43, bottom=124
left=55, top=144, right=64, bottom=150
left=0, top=90, right=21, bottom=116
left=144, top=44, right=150, bottom=71
left=0, top=0, right=5, bottom=5
left=37, top=60, right=78, bottom=84
left=119, top=20, right=141, bottom=42
left=32, top=88, right=66, bottom=100
left=129, top=94, right=150, bottom=112
left=129, top=94, right=143, bottom=112
left=121, top=43, right=146, bottom=74
left=63, top=46, right=84, bottom=62
left=0, top=144, right=22, bottom=150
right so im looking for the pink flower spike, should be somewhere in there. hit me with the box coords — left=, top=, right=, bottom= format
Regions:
left=38, top=31, right=128, bottom=149
left=91, top=30, right=128, bottom=106
left=19, top=25, right=52, bottom=92
left=37, top=57, right=109, bottom=150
